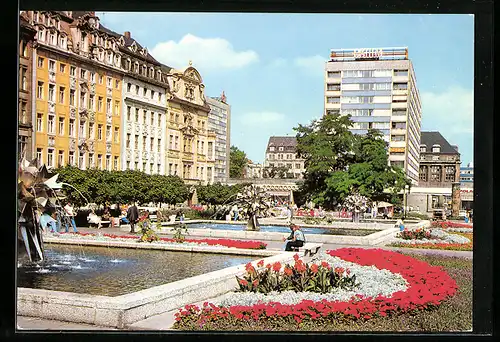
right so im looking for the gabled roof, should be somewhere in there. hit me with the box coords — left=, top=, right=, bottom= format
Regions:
left=267, top=136, right=297, bottom=152
left=420, top=131, right=459, bottom=154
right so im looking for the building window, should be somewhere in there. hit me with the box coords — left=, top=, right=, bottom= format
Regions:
left=80, top=69, right=87, bottom=79
left=48, top=60, right=55, bottom=72
left=36, top=148, right=43, bottom=165
left=432, top=144, right=441, bottom=153
left=97, top=154, right=102, bottom=169
left=114, top=127, right=119, bottom=143
left=135, top=108, right=139, bottom=122
left=127, top=83, right=131, bottom=92
left=151, top=113, right=154, bottom=126
left=391, top=161, right=404, bottom=169
left=391, top=122, right=406, bottom=129
left=46, top=149, right=54, bottom=167
left=99, top=75, right=103, bottom=84
left=392, top=109, right=407, bottom=116
left=57, top=150, right=64, bottom=167
left=105, top=155, right=110, bottom=170
left=327, top=71, right=340, bottom=78
left=88, top=94, right=94, bottom=110
left=135, top=135, right=139, bottom=149
left=106, top=99, right=111, bottom=113
left=47, top=114, right=55, bottom=134
left=90, top=72, right=96, bottom=83
left=126, top=134, right=131, bottom=148
left=115, top=80, right=119, bottom=89
left=37, top=81, right=44, bottom=99
left=79, top=120, right=85, bottom=138
left=157, top=140, right=161, bottom=153
left=69, top=151, right=75, bottom=166
left=151, top=90, right=155, bottom=100
left=420, top=145, right=427, bottom=153
left=88, top=122, right=94, bottom=139
left=70, top=66, right=76, bottom=76
left=80, top=92, right=86, bottom=108
left=59, top=63, right=66, bottom=73
left=36, top=113, right=43, bottom=132
left=150, top=137, right=154, bottom=151
left=20, top=67, right=28, bottom=91
left=175, top=136, right=179, bottom=150
left=37, top=57, right=44, bottom=68
left=89, top=153, right=94, bottom=168
left=393, top=83, right=408, bottom=90
left=19, top=101, right=27, bottom=124
left=114, top=101, right=119, bottom=115
left=78, top=152, right=85, bottom=168
left=107, top=77, right=112, bottom=88
left=114, top=156, right=119, bottom=170
left=326, top=96, right=340, bottom=104
left=394, top=69, right=409, bottom=77
left=430, top=166, right=441, bottom=182
left=445, top=166, right=456, bottom=182
left=326, top=83, right=341, bottom=91
left=391, top=135, right=406, bottom=142
left=419, top=166, right=428, bottom=182
left=98, top=96, right=103, bottom=111
left=106, top=125, right=111, bottom=142
left=126, top=161, right=130, bottom=169
left=97, top=124, right=103, bottom=140
left=48, top=84, right=55, bottom=102
left=143, top=110, right=146, bottom=124
left=69, top=89, right=75, bottom=106
left=142, top=136, right=146, bottom=150
left=69, top=119, right=75, bottom=137
left=135, top=85, right=139, bottom=95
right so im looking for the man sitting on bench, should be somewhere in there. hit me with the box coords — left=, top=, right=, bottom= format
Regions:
left=283, top=224, right=305, bottom=251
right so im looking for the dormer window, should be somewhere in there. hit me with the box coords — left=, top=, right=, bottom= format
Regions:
left=270, top=147, right=275, bottom=152
left=119, top=37, right=125, bottom=46
left=432, top=144, right=441, bottom=153
left=420, top=145, right=427, bottom=153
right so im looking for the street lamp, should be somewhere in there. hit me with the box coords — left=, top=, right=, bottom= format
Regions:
left=403, top=184, right=410, bottom=220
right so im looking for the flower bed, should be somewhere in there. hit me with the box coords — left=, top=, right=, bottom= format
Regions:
left=431, top=221, right=472, bottom=229
left=390, top=232, right=473, bottom=251
left=173, top=248, right=458, bottom=329
left=53, top=232, right=267, bottom=250
left=392, top=228, right=470, bottom=245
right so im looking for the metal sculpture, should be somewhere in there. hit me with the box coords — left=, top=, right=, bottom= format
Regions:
left=17, top=158, right=66, bottom=262
left=342, top=192, right=371, bottom=223
left=235, top=185, right=273, bottom=231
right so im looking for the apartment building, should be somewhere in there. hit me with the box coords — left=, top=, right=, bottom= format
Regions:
left=263, top=136, right=305, bottom=179
left=324, top=47, right=422, bottom=184
left=206, top=92, right=230, bottom=183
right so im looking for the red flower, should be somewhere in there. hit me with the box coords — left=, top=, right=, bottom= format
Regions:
left=293, top=254, right=300, bottom=261
left=272, top=262, right=282, bottom=272
left=238, top=278, right=248, bottom=286
left=284, top=267, right=293, bottom=276
left=310, top=263, right=319, bottom=274
left=245, top=263, right=256, bottom=274
left=321, top=261, right=331, bottom=269
left=266, top=264, right=272, bottom=270
left=252, top=279, right=259, bottom=287
left=257, top=260, right=264, bottom=267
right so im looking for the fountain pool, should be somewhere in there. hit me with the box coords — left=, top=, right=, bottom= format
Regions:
left=17, top=244, right=257, bottom=296
left=186, top=223, right=379, bottom=236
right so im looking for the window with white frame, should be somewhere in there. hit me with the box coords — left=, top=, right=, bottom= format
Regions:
left=58, top=150, right=64, bottom=167
left=105, top=155, right=111, bottom=170
left=36, top=148, right=43, bottom=165
left=88, top=153, right=94, bottom=168
left=48, top=84, right=55, bottom=102
left=47, top=115, right=55, bottom=134
left=114, top=101, right=119, bottom=115
left=89, top=94, right=95, bottom=110
left=107, top=77, right=112, bottom=88
left=69, top=89, right=75, bottom=106
left=20, top=101, right=27, bottom=124
left=68, top=151, right=75, bottom=166
left=114, top=127, right=119, bottom=143
left=126, top=134, right=131, bottom=148
left=97, top=124, right=103, bottom=140
left=78, top=152, right=85, bottom=168
left=48, top=60, right=55, bottom=72
left=106, top=125, right=111, bottom=142
left=106, top=99, right=111, bottom=113
left=70, top=66, right=76, bottom=77
left=97, top=154, right=102, bottom=169
left=114, top=156, right=119, bottom=170
left=88, top=122, right=94, bottom=139
left=37, top=81, right=44, bottom=99
left=98, top=96, right=103, bottom=111
left=69, top=119, right=75, bottom=137
left=47, top=149, right=54, bottom=167
left=20, top=67, right=27, bottom=90
left=79, top=120, right=85, bottom=138
left=36, top=113, right=43, bottom=132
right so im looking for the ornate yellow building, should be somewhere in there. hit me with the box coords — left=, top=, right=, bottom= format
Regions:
left=165, top=64, right=216, bottom=184
left=28, top=11, right=123, bottom=170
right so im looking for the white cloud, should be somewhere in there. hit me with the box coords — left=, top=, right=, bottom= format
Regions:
left=239, top=111, right=285, bottom=126
left=421, top=86, right=473, bottom=135
left=269, top=58, right=287, bottom=67
left=150, top=34, right=259, bottom=71
left=293, top=55, right=326, bottom=76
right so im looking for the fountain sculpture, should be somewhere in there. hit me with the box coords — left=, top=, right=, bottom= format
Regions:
left=342, top=192, right=371, bottom=223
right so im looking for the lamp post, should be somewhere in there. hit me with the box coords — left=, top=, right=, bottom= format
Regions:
left=403, top=184, right=409, bottom=220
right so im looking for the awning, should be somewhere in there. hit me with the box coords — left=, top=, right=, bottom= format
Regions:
left=374, top=201, right=393, bottom=208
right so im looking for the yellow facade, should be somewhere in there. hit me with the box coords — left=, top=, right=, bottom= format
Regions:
left=34, top=49, right=122, bottom=170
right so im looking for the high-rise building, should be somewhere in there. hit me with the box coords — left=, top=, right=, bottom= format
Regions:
left=206, top=92, right=230, bottom=183
left=324, top=47, right=422, bottom=184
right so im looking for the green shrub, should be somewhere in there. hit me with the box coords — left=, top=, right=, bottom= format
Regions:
left=171, top=223, right=189, bottom=243
left=137, top=219, right=159, bottom=243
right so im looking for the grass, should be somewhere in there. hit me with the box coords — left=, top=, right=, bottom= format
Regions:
left=174, top=253, right=472, bottom=331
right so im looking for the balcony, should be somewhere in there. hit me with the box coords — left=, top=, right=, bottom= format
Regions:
left=182, top=152, right=194, bottom=161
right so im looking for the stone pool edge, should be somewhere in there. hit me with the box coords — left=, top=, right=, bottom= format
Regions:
left=17, top=252, right=294, bottom=329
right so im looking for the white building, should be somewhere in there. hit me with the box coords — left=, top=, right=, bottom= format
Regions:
left=206, top=92, right=231, bottom=183
left=118, top=31, right=170, bottom=174
left=264, top=136, right=305, bottom=179
left=324, top=47, right=422, bottom=184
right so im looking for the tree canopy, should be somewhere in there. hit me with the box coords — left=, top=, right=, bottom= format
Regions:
left=229, top=146, right=248, bottom=178
left=195, top=182, right=247, bottom=205
left=54, top=166, right=189, bottom=207
left=294, top=114, right=411, bottom=208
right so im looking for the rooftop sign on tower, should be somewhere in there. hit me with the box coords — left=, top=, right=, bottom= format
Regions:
left=330, top=47, right=408, bottom=62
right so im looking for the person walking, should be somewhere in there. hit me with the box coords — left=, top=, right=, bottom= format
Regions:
left=63, top=202, right=78, bottom=233
left=126, top=202, right=139, bottom=233
left=284, top=224, right=306, bottom=251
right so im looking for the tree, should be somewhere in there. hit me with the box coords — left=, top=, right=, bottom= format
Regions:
left=294, top=114, right=357, bottom=207
left=229, top=146, right=248, bottom=178
left=294, top=116, right=411, bottom=208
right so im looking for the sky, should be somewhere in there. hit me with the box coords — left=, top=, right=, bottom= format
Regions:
left=97, top=12, right=474, bottom=166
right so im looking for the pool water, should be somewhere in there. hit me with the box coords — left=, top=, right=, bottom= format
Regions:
left=186, top=223, right=379, bottom=236
left=17, top=244, right=257, bottom=297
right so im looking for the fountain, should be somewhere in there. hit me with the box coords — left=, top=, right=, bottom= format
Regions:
left=341, top=192, right=371, bottom=223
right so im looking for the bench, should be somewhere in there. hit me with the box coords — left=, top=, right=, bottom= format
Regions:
left=292, top=243, right=323, bottom=257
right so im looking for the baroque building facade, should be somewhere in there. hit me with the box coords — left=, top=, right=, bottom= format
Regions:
left=165, top=63, right=216, bottom=184
left=206, top=92, right=230, bottom=183
left=18, top=12, right=37, bottom=161
left=27, top=11, right=123, bottom=170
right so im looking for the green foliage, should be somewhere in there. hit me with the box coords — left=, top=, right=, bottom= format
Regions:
left=229, top=146, right=248, bottom=178
left=195, top=182, right=243, bottom=205
left=235, top=258, right=358, bottom=295
left=263, top=165, right=294, bottom=179
left=294, top=116, right=412, bottom=208
left=137, top=218, right=160, bottom=243
left=171, top=223, right=189, bottom=243
left=54, top=166, right=189, bottom=206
